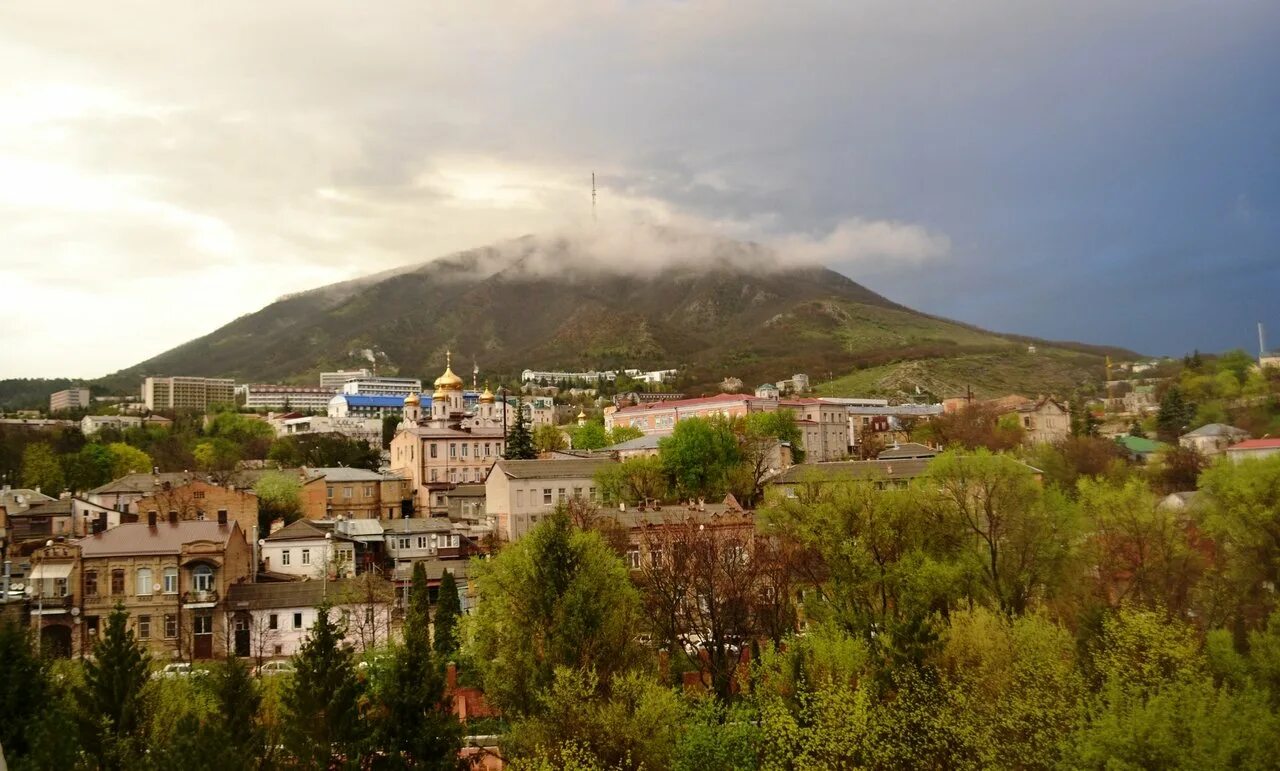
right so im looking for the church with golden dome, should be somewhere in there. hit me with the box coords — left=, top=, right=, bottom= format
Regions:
left=390, top=352, right=513, bottom=513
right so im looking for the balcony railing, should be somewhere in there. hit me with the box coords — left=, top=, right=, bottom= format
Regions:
left=181, top=589, right=219, bottom=605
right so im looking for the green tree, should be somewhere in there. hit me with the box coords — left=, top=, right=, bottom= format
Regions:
left=569, top=421, right=610, bottom=451
left=372, top=565, right=461, bottom=769
left=106, top=441, right=152, bottom=478
left=268, top=432, right=381, bottom=470
left=1156, top=385, right=1196, bottom=440
left=152, top=655, right=266, bottom=771
left=595, top=456, right=669, bottom=505
left=434, top=569, right=462, bottom=657
left=504, top=407, right=537, bottom=460
left=193, top=437, right=243, bottom=483
left=1197, top=455, right=1280, bottom=630
left=20, top=441, right=64, bottom=494
left=284, top=602, right=366, bottom=767
left=466, top=507, right=643, bottom=717
left=382, top=413, right=401, bottom=449
left=927, top=450, right=1080, bottom=615
left=78, top=603, right=150, bottom=770
left=254, top=470, right=303, bottom=531
left=737, top=409, right=802, bottom=504
left=1129, top=420, right=1147, bottom=438
left=0, top=620, right=53, bottom=764
left=533, top=423, right=568, bottom=453
left=658, top=416, right=742, bottom=500
left=63, top=442, right=114, bottom=492
left=607, top=425, right=644, bottom=445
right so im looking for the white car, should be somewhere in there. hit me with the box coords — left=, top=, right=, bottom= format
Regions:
left=155, top=662, right=197, bottom=679
left=255, top=660, right=295, bottom=677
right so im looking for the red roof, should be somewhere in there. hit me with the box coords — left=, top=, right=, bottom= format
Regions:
left=1228, top=438, right=1280, bottom=451
left=612, top=393, right=757, bottom=416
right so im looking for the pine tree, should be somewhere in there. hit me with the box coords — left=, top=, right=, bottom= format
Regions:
left=1156, top=386, right=1196, bottom=440
left=504, top=406, right=537, bottom=459
left=1129, top=421, right=1146, bottom=438
left=284, top=602, right=365, bottom=767
left=78, top=603, right=150, bottom=770
left=408, top=561, right=431, bottom=649
left=0, top=620, right=51, bottom=763
left=214, top=654, right=266, bottom=769
left=434, top=569, right=461, bottom=658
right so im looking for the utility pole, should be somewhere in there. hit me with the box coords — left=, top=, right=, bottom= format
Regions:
left=1260, top=322, right=1268, bottom=363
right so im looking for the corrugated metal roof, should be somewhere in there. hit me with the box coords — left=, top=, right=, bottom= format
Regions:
left=226, top=577, right=394, bottom=610
left=336, top=394, right=406, bottom=408
left=78, top=521, right=239, bottom=557
left=263, top=519, right=329, bottom=542
left=493, top=457, right=616, bottom=480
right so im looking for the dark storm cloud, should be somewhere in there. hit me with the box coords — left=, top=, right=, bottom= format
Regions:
left=1, top=0, right=1277, bottom=376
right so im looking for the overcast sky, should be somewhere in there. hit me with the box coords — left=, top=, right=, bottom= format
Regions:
left=3, top=1, right=1278, bottom=379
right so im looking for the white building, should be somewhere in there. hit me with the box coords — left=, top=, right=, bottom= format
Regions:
left=81, top=414, right=144, bottom=436
left=320, top=369, right=372, bottom=391
left=273, top=415, right=383, bottom=447
left=1179, top=423, right=1250, bottom=456
left=226, top=580, right=394, bottom=660
left=485, top=457, right=614, bottom=541
left=50, top=388, right=91, bottom=413
left=241, top=385, right=335, bottom=412
left=143, top=376, right=236, bottom=411
left=328, top=394, right=407, bottom=419
left=259, top=520, right=356, bottom=580
left=522, top=369, right=619, bottom=383
left=340, top=377, right=423, bottom=398
left=625, top=369, right=679, bottom=384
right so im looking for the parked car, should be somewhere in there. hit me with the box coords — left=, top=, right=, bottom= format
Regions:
left=154, top=662, right=202, bottom=679
left=255, top=660, right=295, bottom=677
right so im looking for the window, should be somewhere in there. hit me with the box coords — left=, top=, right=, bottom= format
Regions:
left=193, top=490, right=204, bottom=499
left=589, top=486, right=597, bottom=502
left=193, top=615, right=212, bottom=634
left=136, top=568, right=153, bottom=596
left=363, top=485, right=373, bottom=497
left=192, top=565, right=214, bottom=592
left=293, top=612, right=303, bottom=629
left=301, top=549, right=311, bottom=565
left=111, top=569, right=125, bottom=595
left=430, top=469, right=438, bottom=482
left=54, top=578, right=68, bottom=596
left=557, top=488, right=566, bottom=503
left=627, top=549, right=641, bottom=569
left=281, top=550, right=291, bottom=566
left=343, top=486, right=353, bottom=498
left=417, top=536, right=428, bottom=549
left=217, top=509, right=228, bottom=521
left=573, top=486, right=583, bottom=498
left=543, top=488, right=552, bottom=505
left=164, top=614, right=177, bottom=639
left=484, top=442, right=491, bottom=456
left=398, top=537, right=410, bottom=550
left=137, top=615, right=151, bottom=639
left=273, top=644, right=283, bottom=655
left=430, top=443, right=438, bottom=458
left=449, top=534, right=459, bottom=548
left=163, top=567, right=178, bottom=594
left=516, top=489, right=525, bottom=507
left=84, top=570, right=98, bottom=597
left=269, top=613, right=278, bottom=630
left=473, top=443, right=479, bottom=458
left=327, top=487, right=334, bottom=499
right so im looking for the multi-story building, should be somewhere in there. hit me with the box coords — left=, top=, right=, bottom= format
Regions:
left=299, top=467, right=411, bottom=520
left=81, top=414, right=143, bottom=436
left=390, top=356, right=512, bottom=513
left=143, top=376, right=236, bottom=412
left=6, top=496, right=120, bottom=543
left=26, top=541, right=82, bottom=657
left=843, top=403, right=943, bottom=452
left=320, top=369, right=372, bottom=391
left=132, top=479, right=261, bottom=541
left=49, top=388, right=91, bottom=413
left=87, top=471, right=205, bottom=513
left=225, top=579, right=395, bottom=660
left=1013, top=397, right=1072, bottom=446
left=605, top=393, right=770, bottom=434
left=522, top=369, right=619, bottom=383
left=340, top=376, right=423, bottom=398
left=327, top=393, right=406, bottom=419
left=260, top=519, right=356, bottom=580
left=780, top=398, right=850, bottom=462
left=273, top=415, right=383, bottom=448
left=72, top=518, right=253, bottom=659
left=241, top=384, right=336, bottom=412
left=485, top=457, right=614, bottom=540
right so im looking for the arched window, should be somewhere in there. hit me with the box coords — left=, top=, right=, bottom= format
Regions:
left=192, top=564, right=214, bottom=592
left=135, top=567, right=153, bottom=596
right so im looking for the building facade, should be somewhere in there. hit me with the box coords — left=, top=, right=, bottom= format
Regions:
left=780, top=399, right=849, bottom=462
left=389, top=356, right=511, bottom=513
left=260, top=519, right=356, bottom=580
left=485, top=457, right=614, bottom=540
left=299, top=467, right=411, bottom=520
left=241, top=384, right=336, bottom=412
left=225, top=580, right=395, bottom=660
left=340, top=376, right=423, bottom=398
left=50, top=388, right=91, bottom=413
left=143, top=376, right=236, bottom=412
left=320, top=369, right=372, bottom=391
left=132, top=480, right=261, bottom=541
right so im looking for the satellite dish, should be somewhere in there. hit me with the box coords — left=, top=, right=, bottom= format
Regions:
left=70, top=607, right=80, bottom=616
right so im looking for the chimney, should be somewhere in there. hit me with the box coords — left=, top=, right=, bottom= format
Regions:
left=168, top=511, right=178, bottom=525
left=445, top=662, right=458, bottom=691
left=148, top=511, right=157, bottom=528
left=217, top=510, right=227, bottom=526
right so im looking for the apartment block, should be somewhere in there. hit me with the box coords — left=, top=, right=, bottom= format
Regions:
left=143, top=376, right=236, bottom=411
left=49, top=388, right=91, bottom=413
left=320, top=369, right=372, bottom=391
left=241, top=384, right=335, bottom=412
left=340, top=376, right=423, bottom=398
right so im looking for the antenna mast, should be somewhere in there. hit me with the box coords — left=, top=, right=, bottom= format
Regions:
left=1261, top=322, right=1268, bottom=362
left=591, top=172, right=597, bottom=222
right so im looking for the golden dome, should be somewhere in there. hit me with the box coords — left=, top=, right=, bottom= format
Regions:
left=404, top=391, right=420, bottom=406
left=433, top=350, right=464, bottom=392
left=479, top=384, right=495, bottom=404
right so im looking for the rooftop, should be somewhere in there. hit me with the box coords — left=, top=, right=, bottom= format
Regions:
left=612, top=392, right=758, bottom=416
left=227, top=577, right=394, bottom=610
left=1181, top=423, right=1249, bottom=438
left=308, top=466, right=400, bottom=483
left=335, top=394, right=406, bottom=408
left=89, top=472, right=202, bottom=495
left=1227, top=438, right=1280, bottom=451
left=383, top=517, right=456, bottom=534
left=263, top=519, right=330, bottom=542
left=78, top=521, right=239, bottom=557
left=491, top=457, right=616, bottom=480
left=603, top=433, right=670, bottom=452
left=877, top=442, right=939, bottom=460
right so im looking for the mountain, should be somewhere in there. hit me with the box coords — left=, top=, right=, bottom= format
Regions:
left=98, top=231, right=1132, bottom=399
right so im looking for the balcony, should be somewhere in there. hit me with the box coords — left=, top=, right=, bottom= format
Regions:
left=30, top=594, right=74, bottom=614
left=181, top=589, right=219, bottom=606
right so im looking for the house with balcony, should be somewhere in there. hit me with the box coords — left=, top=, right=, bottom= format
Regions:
left=75, top=516, right=253, bottom=660
left=26, top=541, right=82, bottom=657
